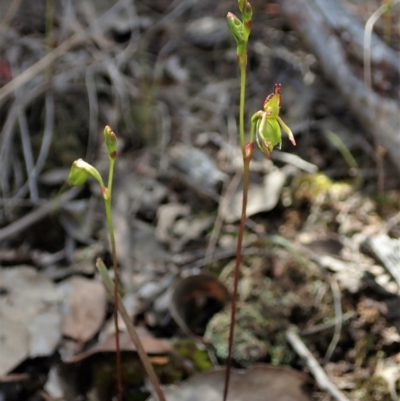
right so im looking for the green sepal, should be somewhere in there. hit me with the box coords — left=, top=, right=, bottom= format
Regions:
left=263, top=84, right=281, bottom=119
left=277, top=116, right=296, bottom=146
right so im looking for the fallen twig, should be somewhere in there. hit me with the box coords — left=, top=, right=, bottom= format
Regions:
left=0, top=0, right=129, bottom=106
left=324, top=277, right=342, bottom=363
left=286, top=327, right=351, bottom=401
left=301, top=311, right=356, bottom=336
left=0, top=187, right=81, bottom=242
left=277, top=0, right=400, bottom=172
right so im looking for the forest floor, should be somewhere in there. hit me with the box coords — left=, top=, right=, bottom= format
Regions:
left=0, top=0, right=400, bottom=400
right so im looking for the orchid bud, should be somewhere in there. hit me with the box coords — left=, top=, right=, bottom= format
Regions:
left=238, top=0, right=246, bottom=12
left=242, top=2, right=253, bottom=24
left=104, top=125, right=117, bottom=157
left=227, top=12, right=244, bottom=45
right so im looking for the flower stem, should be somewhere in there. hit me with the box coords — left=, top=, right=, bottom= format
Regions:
left=104, top=156, right=123, bottom=401
left=223, top=157, right=250, bottom=401
left=223, top=52, right=250, bottom=401
left=97, top=259, right=166, bottom=401
left=238, top=56, right=247, bottom=150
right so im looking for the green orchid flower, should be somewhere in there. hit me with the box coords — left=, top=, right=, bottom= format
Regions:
left=251, top=84, right=296, bottom=159
left=68, top=158, right=106, bottom=195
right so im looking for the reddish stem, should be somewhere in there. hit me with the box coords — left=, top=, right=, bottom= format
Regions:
left=223, top=156, right=251, bottom=401
left=111, top=234, right=123, bottom=401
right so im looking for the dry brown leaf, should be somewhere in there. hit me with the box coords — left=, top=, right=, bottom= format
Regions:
left=61, top=276, right=107, bottom=343
left=0, top=266, right=62, bottom=374
left=223, top=168, right=286, bottom=223
left=0, top=317, right=29, bottom=376
left=65, top=331, right=171, bottom=364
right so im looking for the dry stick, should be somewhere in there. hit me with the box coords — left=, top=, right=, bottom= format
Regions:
left=33, top=92, right=55, bottom=180
left=324, top=277, right=342, bottom=363
left=286, top=328, right=351, bottom=401
left=0, top=83, right=49, bottom=204
left=0, top=0, right=128, bottom=106
left=97, top=259, right=166, bottom=401
left=0, top=35, right=79, bottom=107
left=80, top=0, right=138, bottom=144
left=9, top=91, right=55, bottom=202
left=85, top=70, right=99, bottom=161
left=0, top=0, right=23, bottom=29
left=0, top=187, right=82, bottom=242
left=17, top=107, right=38, bottom=201
left=157, top=101, right=172, bottom=173
left=363, top=3, right=390, bottom=195
left=363, top=2, right=400, bottom=89
left=0, top=106, right=18, bottom=198
left=363, top=0, right=400, bottom=195
left=301, top=311, right=356, bottom=336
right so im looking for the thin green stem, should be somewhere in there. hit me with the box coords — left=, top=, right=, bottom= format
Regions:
left=238, top=57, right=247, bottom=150
left=108, top=157, right=115, bottom=198
left=97, top=259, right=166, bottom=401
left=104, top=156, right=123, bottom=401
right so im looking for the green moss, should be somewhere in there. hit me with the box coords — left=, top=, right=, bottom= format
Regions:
left=172, top=339, right=213, bottom=372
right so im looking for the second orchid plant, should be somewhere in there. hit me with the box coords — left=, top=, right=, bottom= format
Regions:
left=224, top=1, right=296, bottom=400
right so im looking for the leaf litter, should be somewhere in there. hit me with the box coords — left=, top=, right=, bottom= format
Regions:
left=0, top=266, right=62, bottom=375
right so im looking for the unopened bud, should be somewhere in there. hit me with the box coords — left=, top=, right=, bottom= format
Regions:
left=242, top=2, right=253, bottom=24
left=104, top=125, right=117, bottom=157
left=238, top=0, right=246, bottom=12
left=227, top=12, right=244, bottom=44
